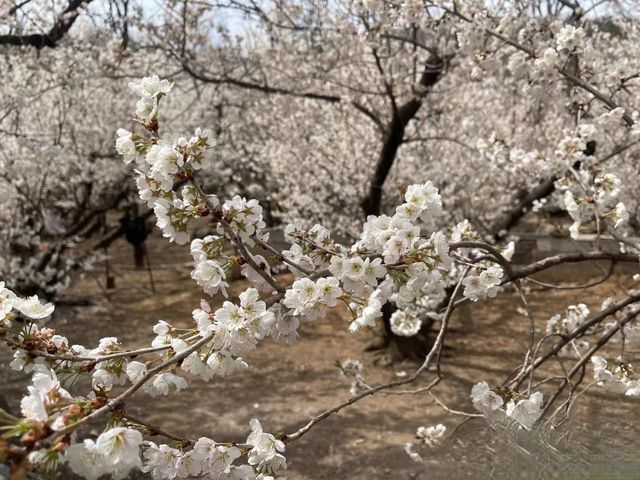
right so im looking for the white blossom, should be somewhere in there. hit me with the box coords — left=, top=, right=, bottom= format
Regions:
left=129, top=75, right=174, bottom=98
left=246, top=419, right=287, bottom=475
left=14, top=295, right=54, bottom=319
left=389, top=310, right=422, bottom=337
left=556, top=25, right=585, bottom=51
left=505, top=392, right=544, bottom=430
left=143, top=372, right=188, bottom=397
left=416, top=424, right=446, bottom=447
left=470, top=381, right=504, bottom=416
left=191, top=259, right=229, bottom=297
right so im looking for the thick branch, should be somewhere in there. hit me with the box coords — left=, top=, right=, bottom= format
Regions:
left=0, top=0, right=94, bottom=49
left=361, top=56, right=446, bottom=217
left=180, top=62, right=385, bottom=132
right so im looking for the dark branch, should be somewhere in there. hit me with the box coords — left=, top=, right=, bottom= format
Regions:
left=180, top=61, right=385, bottom=132
left=0, top=0, right=94, bottom=49
left=361, top=56, right=446, bottom=217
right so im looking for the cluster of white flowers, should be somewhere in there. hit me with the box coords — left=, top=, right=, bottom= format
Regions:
left=191, top=258, right=229, bottom=297
left=89, top=337, right=128, bottom=391
left=354, top=181, right=443, bottom=264
left=283, top=277, right=342, bottom=320
left=190, top=235, right=230, bottom=296
left=153, top=197, right=191, bottom=244
left=389, top=309, right=422, bottom=337
left=220, top=196, right=267, bottom=243
left=338, top=358, right=367, bottom=395
left=450, top=219, right=477, bottom=244
left=555, top=25, right=585, bottom=52
left=531, top=48, right=559, bottom=80
left=283, top=223, right=339, bottom=270
left=1, top=282, right=53, bottom=326
left=143, top=419, right=286, bottom=480
left=117, top=78, right=217, bottom=244
left=395, top=247, right=449, bottom=310
left=20, top=369, right=71, bottom=424
left=471, top=382, right=544, bottom=430
left=326, top=254, right=393, bottom=332
left=155, top=186, right=218, bottom=245
left=501, top=23, right=590, bottom=87
left=144, top=438, right=242, bottom=480
left=281, top=243, right=316, bottom=277
left=547, top=303, right=591, bottom=332
left=142, top=370, right=189, bottom=397
left=65, top=428, right=144, bottom=480
left=171, top=288, right=275, bottom=383
left=1, top=285, right=70, bottom=375
left=145, top=144, right=183, bottom=189
left=591, top=356, right=640, bottom=396
left=246, top=419, right=287, bottom=476
left=605, top=59, right=633, bottom=86
left=546, top=304, right=591, bottom=356
left=415, top=424, right=446, bottom=447
left=594, top=173, right=629, bottom=229
left=461, top=266, right=504, bottom=302
left=274, top=182, right=451, bottom=334
left=561, top=166, right=631, bottom=239
left=22, top=285, right=277, bottom=402
left=403, top=423, right=447, bottom=463
left=329, top=255, right=387, bottom=294
left=2, top=283, right=289, bottom=476
left=347, top=290, right=385, bottom=333
left=128, top=75, right=174, bottom=119
left=211, top=289, right=274, bottom=353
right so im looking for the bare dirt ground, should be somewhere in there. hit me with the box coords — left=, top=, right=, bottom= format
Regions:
left=2, top=233, right=639, bottom=479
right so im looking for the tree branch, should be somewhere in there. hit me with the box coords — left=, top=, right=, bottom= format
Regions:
left=0, top=0, right=95, bottom=49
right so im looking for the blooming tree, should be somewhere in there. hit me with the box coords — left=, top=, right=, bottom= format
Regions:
left=132, top=0, right=640, bottom=355
left=0, top=3, right=261, bottom=298
left=2, top=0, right=640, bottom=478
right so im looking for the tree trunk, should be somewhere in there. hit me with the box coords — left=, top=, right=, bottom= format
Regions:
left=361, top=56, right=445, bottom=360
left=134, top=243, right=145, bottom=269
left=379, top=303, right=434, bottom=361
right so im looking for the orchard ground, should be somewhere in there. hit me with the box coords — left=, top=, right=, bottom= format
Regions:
left=2, top=233, right=639, bottom=480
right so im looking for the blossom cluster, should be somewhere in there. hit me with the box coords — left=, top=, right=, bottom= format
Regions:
left=461, top=266, right=504, bottom=302
left=403, top=423, right=447, bottom=463
left=591, top=357, right=640, bottom=396
left=471, top=382, right=544, bottom=430
left=65, top=428, right=144, bottom=480
left=2, top=278, right=287, bottom=478
left=546, top=303, right=591, bottom=357
left=143, top=419, right=286, bottom=480
left=116, top=78, right=216, bottom=244
left=561, top=171, right=630, bottom=239
left=338, top=358, right=368, bottom=396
